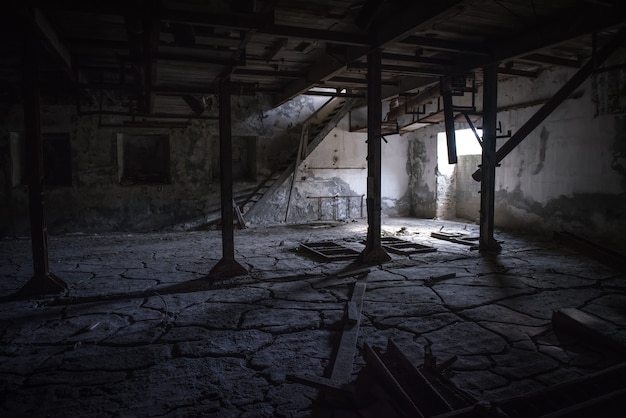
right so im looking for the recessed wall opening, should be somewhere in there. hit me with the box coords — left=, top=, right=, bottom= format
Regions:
left=117, top=134, right=170, bottom=185
left=436, top=128, right=482, bottom=220
left=43, top=133, right=73, bottom=187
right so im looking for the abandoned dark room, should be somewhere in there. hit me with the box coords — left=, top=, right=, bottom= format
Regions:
left=1, top=0, right=626, bottom=417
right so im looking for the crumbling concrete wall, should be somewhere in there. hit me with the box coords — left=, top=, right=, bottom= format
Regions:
left=456, top=154, right=481, bottom=222
left=246, top=114, right=411, bottom=225
left=0, top=94, right=326, bottom=235
left=402, top=128, right=438, bottom=218
left=491, top=66, right=626, bottom=245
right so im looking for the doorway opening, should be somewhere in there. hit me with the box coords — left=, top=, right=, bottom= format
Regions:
left=436, top=129, right=482, bottom=220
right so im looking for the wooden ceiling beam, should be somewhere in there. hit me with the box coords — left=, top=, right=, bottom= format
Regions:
left=22, top=8, right=83, bottom=83
left=348, top=62, right=448, bottom=76
left=273, top=0, right=465, bottom=107
left=497, top=67, right=539, bottom=78
left=518, top=53, right=582, bottom=68
left=455, top=3, right=626, bottom=73
left=400, top=35, right=489, bottom=55
left=232, top=69, right=306, bottom=79
left=327, top=76, right=398, bottom=87
left=156, top=52, right=240, bottom=66
left=381, top=52, right=453, bottom=66
left=262, top=25, right=369, bottom=47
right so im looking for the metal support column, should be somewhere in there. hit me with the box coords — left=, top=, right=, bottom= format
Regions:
left=358, top=49, right=391, bottom=264
left=18, top=24, right=67, bottom=296
left=441, top=79, right=457, bottom=164
left=479, top=65, right=502, bottom=252
left=209, top=79, right=247, bottom=279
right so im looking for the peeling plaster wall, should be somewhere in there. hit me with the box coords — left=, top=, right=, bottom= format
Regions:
left=246, top=115, right=411, bottom=225
left=0, top=94, right=327, bottom=235
left=233, top=95, right=327, bottom=178
left=403, top=128, right=438, bottom=218
left=456, top=154, right=481, bottom=222
left=491, top=67, right=626, bottom=246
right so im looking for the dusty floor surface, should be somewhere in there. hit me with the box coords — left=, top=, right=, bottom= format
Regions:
left=1, top=218, right=625, bottom=417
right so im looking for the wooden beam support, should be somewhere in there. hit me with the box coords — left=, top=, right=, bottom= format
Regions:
left=400, top=35, right=489, bottom=55
left=456, top=4, right=626, bottom=72
left=472, top=27, right=626, bottom=181
left=387, top=84, right=440, bottom=121
left=367, top=1, right=465, bottom=52
left=208, top=79, right=247, bottom=280
left=273, top=1, right=465, bottom=107
left=382, top=52, right=453, bottom=66
left=348, top=62, right=448, bottom=76
left=328, top=76, right=398, bottom=87
left=32, top=9, right=73, bottom=75
left=358, top=50, right=390, bottom=265
left=156, top=52, right=240, bottom=66
left=19, top=8, right=86, bottom=85
left=265, top=37, right=288, bottom=61
left=18, top=23, right=67, bottom=297
left=478, top=64, right=501, bottom=252
left=497, top=66, right=538, bottom=78
left=232, top=69, right=305, bottom=79
left=518, top=53, right=581, bottom=68
left=263, top=25, right=368, bottom=47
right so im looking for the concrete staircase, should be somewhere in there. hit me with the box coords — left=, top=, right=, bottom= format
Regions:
left=240, top=97, right=358, bottom=220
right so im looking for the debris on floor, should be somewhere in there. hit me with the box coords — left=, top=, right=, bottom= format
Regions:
left=431, top=232, right=479, bottom=246
left=300, top=241, right=361, bottom=261
left=379, top=236, right=437, bottom=255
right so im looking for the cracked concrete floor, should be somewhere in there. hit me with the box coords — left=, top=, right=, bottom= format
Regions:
left=1, top=218, right=625, bottom=417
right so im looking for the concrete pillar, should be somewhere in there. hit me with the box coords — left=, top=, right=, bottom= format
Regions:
left=479, top=65, right=502, bottom=252
left=358, top=49, right=390, bottom=264
left=19, top=24, right=67, bottom=296
left=209, top=79, right=247, bottom=279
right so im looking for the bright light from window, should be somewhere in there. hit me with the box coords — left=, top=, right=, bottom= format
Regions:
left=437, top=128, right=483, bottom=156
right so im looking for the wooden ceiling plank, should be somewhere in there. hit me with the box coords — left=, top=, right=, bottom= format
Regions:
left=273, top=0, right=466, bottom=107
left=456, top=3, right=626, bottom=72
left=518, top=53, right=582, bottom=68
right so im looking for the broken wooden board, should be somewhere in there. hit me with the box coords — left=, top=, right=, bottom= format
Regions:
left=331, top=281, right=367, bottom=383
left=554, top=231, right=626, bottom=272
left=382, top=339, right=455, bottom=416
left=363, top=342, right=425, bottom=418
left=289, top=280, right=367, bottom=391
left=379, top=236, right=437, bottom=255
left=431, top=232, right=479, bottom=246
left=299, top=241, right=360, bottom=261
left=493, top=361, right=626, bottom=417
left=552, top=308, right=626, bottom=354
left=425, top=272, right=457, bottom=286
left=336, top=266, right=372, bottom=278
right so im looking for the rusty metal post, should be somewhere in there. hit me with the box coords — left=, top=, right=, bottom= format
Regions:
left=18, top=23, right=67, bottom=296
left=479, top=64, right=502, bottom=252
left=359, top=49, right=391, bottom=264
left=209, top=79, right=247, bottom=279
left=441, top=78, right=457, bottom=164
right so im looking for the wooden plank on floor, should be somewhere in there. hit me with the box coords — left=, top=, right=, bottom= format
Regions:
left=330, top=281, right=367, bottom=383
left=552, top=308, right=626, bottom=353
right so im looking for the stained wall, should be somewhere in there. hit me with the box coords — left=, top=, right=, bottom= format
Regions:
left=0, top=95, right=327, bottom=235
